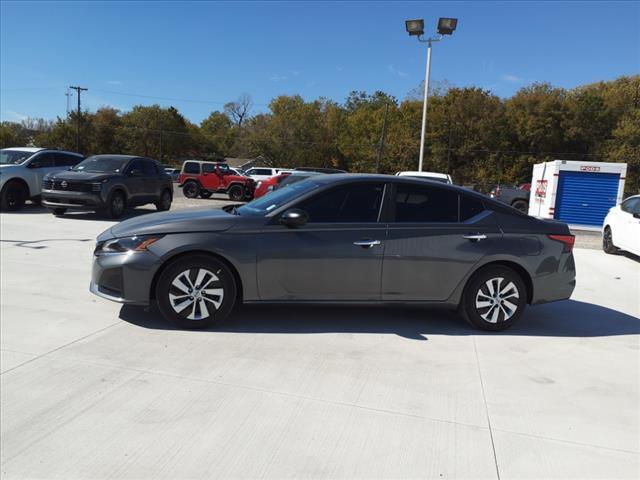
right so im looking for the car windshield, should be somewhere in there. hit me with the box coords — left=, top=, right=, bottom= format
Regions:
left=72, top=156, right=129, bottom=173
left=0, top=150, right=34, bottom=165
left=237, top=179, right=321, bottom=216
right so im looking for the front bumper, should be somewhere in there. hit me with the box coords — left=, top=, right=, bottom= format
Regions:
left=42, top=189, right=106, bottom=210
left=90, top=249, right=161, bottom=306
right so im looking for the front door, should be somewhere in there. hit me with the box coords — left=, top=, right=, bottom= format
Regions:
left=382, top=184, right=500, bottom=301
left=201, top=163, right=222, bottom=191
left=257, top=182, right=387, bottom=300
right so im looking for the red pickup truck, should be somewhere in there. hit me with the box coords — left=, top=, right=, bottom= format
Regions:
left=178, top=161, right=255, bottom=201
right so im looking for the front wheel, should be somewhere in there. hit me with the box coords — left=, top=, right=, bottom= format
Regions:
left=603, top=226, right=619, bottom=254
left=182, top=181, right=200, bottom=199
left=460, top=266, right=527, bottom=331
left=156, top=255, right=237, bottom=329
left=199, top=191, right=213, bottom=199
left=228, top=184, right=244, bottom=201
left=1, top=181, right=27, bottom=211
left=102, top=191, right=126, bottom=219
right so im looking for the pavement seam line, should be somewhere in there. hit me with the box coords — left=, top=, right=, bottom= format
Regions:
left=0, top=321, right=122, bottom=376
left=473, top=335, right=501, bottom=480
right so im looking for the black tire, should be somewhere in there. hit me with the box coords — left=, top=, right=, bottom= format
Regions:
left=511, top=199, right=528, bottom=213
left=156, top=255, right=237, bottom=329
left=52, top=208, right=67, bottom=216
left=103, top=191, right=126, bottom=219
left=228, top=184, right=244, bottom=201
left=602, top=226, right=619, bottom=254
left=199, top=191, right=213, bottom=199
left=1, top=181, right=27, bottom=211
left=182, top=181, right=200, bottom=199
left=155, top=189, right=172, bottom=211
left=460, top=266, right=527, bottom=331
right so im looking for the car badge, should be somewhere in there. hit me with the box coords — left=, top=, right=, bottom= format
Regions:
left=61, top=181, right=68, bottom=189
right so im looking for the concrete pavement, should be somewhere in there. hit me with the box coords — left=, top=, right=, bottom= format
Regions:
left=1, top=205, right=639, bottom=479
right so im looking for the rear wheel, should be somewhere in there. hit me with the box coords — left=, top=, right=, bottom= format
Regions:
left=156, top=255, right=237, bottom=329
left=182, top=181, right=200, bottom=199
left=228, top=184, right=244, bottom=201
left=511, top=199, right=528, bottom=213
left=199, top=191, right=213, bottom=199
left=155, top=189, right=172, bottom=211
left=1, top=181, right=27, bottom=211
left=603, top=226, right=619, bottom=254
left=52, top=208, right=67, bottom=216
left=460, top=266, right=527, bottom=331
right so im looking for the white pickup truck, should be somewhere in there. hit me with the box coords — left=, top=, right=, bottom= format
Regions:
left=0, top=147, right=83, bottom=210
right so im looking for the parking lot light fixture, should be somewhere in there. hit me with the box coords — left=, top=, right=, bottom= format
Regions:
left=405, top=17, right=458, bottom=172
left=405, top=19, right=425, bottom=36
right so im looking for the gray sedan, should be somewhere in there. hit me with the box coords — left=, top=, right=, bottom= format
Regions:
left=91, top=174, right=576, bottom=331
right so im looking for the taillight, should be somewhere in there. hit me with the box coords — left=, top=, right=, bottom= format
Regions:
left=548, top=234, right=575, bottom=253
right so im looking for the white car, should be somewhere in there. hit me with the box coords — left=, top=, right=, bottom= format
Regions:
left=602, top=195, right=640, bottom=256
left=244, top=167, right=293, bottom=181
left=0, top=147, right=84, bottom=210
left=395, top=171, right=453, bottom=184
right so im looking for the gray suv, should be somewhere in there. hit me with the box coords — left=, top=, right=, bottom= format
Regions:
left=91, top=174, right=576, bottom=331
left=42, top=155, right=173, bottom=218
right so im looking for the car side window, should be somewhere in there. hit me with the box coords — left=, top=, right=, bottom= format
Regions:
left=183, top=162, right=200, bottom=174
left=252, top=168, right=271, bottom=176
left=55, top=153, right=82, bottom=167
left=394, top=184, right=458, bottom=223
left=141, top=160, right=158, bottom=176
left=202, top=163, right=217, bottom=174
left=621, top=198, right=640, bottom=214
left=460, top=195, right=486, bottom=222
left=126, top=159, right=143, bottom=175
left=30, top=152, right=55, bottom=168
left=296, top=183, right=384, bottom=223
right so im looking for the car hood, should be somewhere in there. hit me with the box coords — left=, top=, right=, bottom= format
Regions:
left=0, top=164, right=20, bottom=172
left=49, top=170, right=115, bottom=182
left=102, top=208, right=239, bottom=240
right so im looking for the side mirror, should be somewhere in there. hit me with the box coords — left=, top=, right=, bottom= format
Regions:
left=129, top=169, right=142, bottom=177
left=279, top=208, right=308, bottom=228
left=28, top=161, right=42, bottom=169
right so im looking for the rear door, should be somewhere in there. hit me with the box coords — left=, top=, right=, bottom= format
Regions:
left=140, top=159, right=162, bottom=202
left=257, top=182, right=387, bottom=300
left=382, top=183, right=500, bottom=301
left=123, top=159, right=146, bottom=204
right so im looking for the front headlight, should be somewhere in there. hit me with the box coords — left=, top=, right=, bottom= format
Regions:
left=95, top=235, right=164, bottom=255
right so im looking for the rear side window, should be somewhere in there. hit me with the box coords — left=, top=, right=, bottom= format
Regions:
left=183, top=162, right=200, bottom=174
left=250, top=168, right=272, bottom=176
left=394, top=184, right=458, bottom=223
left=297, top=183, right=384, bottom=223
left=460, top=195, right=485, bottom=222
left=55, top=153, right=82, bottom=167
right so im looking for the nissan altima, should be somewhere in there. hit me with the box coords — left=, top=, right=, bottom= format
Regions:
left=91, top=174, right=576, bottom=331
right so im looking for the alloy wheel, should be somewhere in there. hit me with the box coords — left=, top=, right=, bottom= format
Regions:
left=169, top=268, right=224, bottom=321
left=112, top=195, right=125, bottom=216
left=474, top=276, right=520, bottom=323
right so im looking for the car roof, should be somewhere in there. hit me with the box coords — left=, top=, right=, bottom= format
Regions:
left=397, top=171, right=450, bottom=179
left=88, top=154, right=142, bottom=161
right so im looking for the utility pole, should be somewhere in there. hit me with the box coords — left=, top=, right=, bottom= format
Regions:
left=69, top=85, right=88, bottom=152
left=375, top=103, right=390, bottom=173
left=65, top=90, right=71, bottom=117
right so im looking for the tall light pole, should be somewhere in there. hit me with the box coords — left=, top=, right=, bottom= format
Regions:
left=405, top=17, right=458, bottom=172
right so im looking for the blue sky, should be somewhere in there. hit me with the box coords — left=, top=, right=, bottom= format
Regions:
left=1, top=1, right=638, bottom=123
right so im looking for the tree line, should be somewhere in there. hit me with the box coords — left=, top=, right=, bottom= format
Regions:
left=1, top=75, right=638, bottom=193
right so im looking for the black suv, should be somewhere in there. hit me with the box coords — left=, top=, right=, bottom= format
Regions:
left=42, top=155, right=173, bottom=218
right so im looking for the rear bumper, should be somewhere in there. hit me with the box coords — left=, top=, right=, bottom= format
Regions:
left=530, top=253, right=576, bottom=305
left=42, top=189, right=106, bottom=210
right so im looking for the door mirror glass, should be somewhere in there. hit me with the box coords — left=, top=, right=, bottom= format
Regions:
left=279, top=208, right=308, bottom=228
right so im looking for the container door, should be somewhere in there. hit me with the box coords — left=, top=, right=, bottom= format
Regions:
left=554, top=171, right=619, bottom=226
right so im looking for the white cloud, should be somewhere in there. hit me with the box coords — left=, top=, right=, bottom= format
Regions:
left=388, top=64, right=408, bottom=78
left=106, top=80, right=123, bottom=86
left=2, top=110, right=28, bottom=121
left=501, top=74, right=524, bottom=83
left=269, top=74, right=287, bottom=82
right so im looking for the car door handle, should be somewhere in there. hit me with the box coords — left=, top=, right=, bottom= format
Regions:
left=463, top=234, right=487, bottom=242
left=353, top=239, right=381, bottom=248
